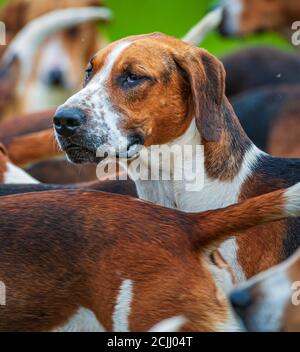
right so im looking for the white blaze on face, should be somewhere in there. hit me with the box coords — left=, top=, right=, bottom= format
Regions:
left=37, top=36, right=72, bottom=87
left=223, top=0, right=243, bottom=35
left=58, top=41, right=132, bottom=156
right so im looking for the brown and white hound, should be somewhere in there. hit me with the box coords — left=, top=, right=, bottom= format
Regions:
left=54, top=33, right=300, bottom=285
left=1, top=183, right=300, bottom=331
left=230, top=247, right=300, bottom=332
left=219, top=0, right=300, bottom=38
left=0, top=0, right=109, bottom=117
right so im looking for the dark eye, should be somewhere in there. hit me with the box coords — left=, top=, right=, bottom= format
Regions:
left=126, top=73, right=139, bottom=83
left=84, top=62, right=93, bottom=86
left=119, top=72, right=150, bottom=89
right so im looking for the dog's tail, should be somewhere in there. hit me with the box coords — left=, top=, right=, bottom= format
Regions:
left=1, top=7, right=112, bottom=92
left=189, top=183, right=300, bottom=250
left=182, top=7, right=223, bottom=46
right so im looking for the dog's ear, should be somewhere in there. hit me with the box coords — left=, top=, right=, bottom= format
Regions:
left=173, top=47, right=225, bottom=142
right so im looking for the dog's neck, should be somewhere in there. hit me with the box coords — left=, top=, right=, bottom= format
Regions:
left=128, top=98, right=262, bottom=213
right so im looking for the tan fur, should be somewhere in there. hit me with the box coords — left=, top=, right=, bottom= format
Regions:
left=0, top=185, right=296, bottom=331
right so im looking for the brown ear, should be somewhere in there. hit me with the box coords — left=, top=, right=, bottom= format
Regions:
left=173, top=47, right=226, bottom=142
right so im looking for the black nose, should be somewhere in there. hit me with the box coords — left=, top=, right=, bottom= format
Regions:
left=230, top=289, right=252, bottom=317
left=53, top=108, right=86, bottom=137
left=47, top=68, right=64, bottom=86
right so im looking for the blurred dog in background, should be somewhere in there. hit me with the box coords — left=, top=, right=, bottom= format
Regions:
left=219, top=0, right=300, bottom=38
left=230, top=248, right=300, bottom=332
left=0, top=0, right=108, bottom=116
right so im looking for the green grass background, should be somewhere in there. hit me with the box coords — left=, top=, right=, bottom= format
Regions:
left=0, top=0, right=292, bottom=57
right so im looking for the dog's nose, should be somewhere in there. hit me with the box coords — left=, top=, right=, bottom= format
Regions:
left=47, top=68, right=64, bottom=86
left=230, top=289, right=252, bottom=316
left=53, top=108, right=86, bottom=137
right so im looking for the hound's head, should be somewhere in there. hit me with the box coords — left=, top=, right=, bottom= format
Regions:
left=219, top=0, right=287, bottom=37
left=230, top=248, right=300, bottom=332
left=53, top=33, right=226, bottom=163
left=1, top=0, right=104, bottom=93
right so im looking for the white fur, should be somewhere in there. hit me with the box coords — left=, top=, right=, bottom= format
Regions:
left=112, top=279, right=133, bottom=332
left=4, top=162, right=39, bottom=184
left=285, top=182, right=300, bottom=217
left=222, top=0, right=243, bottom=35
left=54, top=308, right=105, bottom=332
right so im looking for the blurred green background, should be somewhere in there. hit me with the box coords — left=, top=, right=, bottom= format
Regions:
left=0, top=0, right=291, bottom=57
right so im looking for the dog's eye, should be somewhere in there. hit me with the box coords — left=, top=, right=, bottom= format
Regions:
left=118, top=72, right=151, bottom=89
left=126, top=73, right=139, bottom=83
left=84, top=63, right=93, bottom=86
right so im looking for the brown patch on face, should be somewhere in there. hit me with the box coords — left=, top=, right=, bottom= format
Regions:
left=239, top=0, right=300, bottom=35
left=104, top=37, right=193, bottom=146
left=0, top=143, right=9, bottom=184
